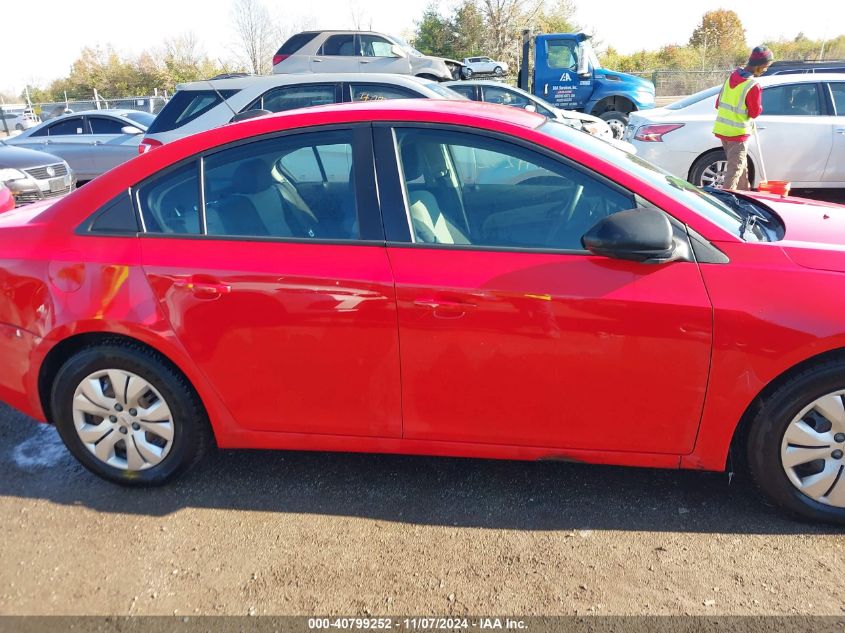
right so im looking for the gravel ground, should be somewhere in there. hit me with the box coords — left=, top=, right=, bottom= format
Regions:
left=0, top=402, right=843, bottom=617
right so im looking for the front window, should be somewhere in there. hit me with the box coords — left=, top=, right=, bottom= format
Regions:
left=394, top=127, right=636, bottom=251
left=350, top=83, right=420, bottom=102
left=248, top=84, right=336, bottom=112
left=88, top=117, right=126, bottom=134
left=360, top=35, right=396, bottom=57
left=547, top=40, right=578, bottom=70
left=124, top=111, right=156, bottom=128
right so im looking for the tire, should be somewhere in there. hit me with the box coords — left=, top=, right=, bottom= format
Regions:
left=746, top=360, right=845, bottom=524
left=50, top=342, right=211, bottom=486
left=494, top=66, right=504, bottom=76
left=689, top=149, right=755, bottom=189
left=15, top=123, right=23, bottom=131
left=463, top=68, right=473, bottom=79
left=598, top=111, right=628, bottom=140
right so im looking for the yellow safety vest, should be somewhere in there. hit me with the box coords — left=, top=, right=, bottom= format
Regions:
left=712, top=75, right=758, bottom=138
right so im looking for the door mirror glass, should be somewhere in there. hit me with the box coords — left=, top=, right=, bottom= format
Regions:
left=582, top=207, right=676, bottom=263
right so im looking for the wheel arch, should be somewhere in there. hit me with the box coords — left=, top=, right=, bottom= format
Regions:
left=728, top=347, right=845, bottom=469
left=590, top=95, right=636, bottom=117
left=36, top=330, right=229, bottom=441
left=688, top=147, right=757, bottom=186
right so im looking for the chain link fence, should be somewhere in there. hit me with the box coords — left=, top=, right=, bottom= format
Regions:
left=628, top=70, right=729, bottom=98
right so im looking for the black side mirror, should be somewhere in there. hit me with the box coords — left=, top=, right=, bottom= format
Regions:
left=582, top=207, right=676, bottom=263
left=229, top=109, right=272, bottom=124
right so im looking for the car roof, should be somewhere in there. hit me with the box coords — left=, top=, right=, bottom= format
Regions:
left=755, top=73, right=845, bottom=85
left=177, top=73, right=438, bottom=91
left=45, top=109, right=140, bottom=118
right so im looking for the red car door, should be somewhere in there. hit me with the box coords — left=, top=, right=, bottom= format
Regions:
left=376, top=125, right=713, bottom=454
left=138, top=127, right=402, bottom=437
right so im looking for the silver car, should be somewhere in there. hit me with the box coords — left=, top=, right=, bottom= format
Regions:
left=273, top=31, right=467, bottom=81
left=141, top=73, right=466, bottom=149
left=4, top=109, right=155, bottom=182
left=0, top=141, right=75, bottom=206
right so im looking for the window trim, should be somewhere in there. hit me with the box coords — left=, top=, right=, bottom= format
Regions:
left=823, top=81, right=845, bottom=116
left=127, top=123, right=384, bottom=244
left=373, top=121, right=658, bottom=255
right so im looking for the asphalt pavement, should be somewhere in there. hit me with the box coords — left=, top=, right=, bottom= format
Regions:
left=1, top=402, right=843, bottom=616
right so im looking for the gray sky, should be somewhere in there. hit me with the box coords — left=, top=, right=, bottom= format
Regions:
left=1, top=0, right=842, bottom=96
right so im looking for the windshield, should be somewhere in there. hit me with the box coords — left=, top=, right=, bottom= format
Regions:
left=124, top=111, right=156, bottom=128
left=539, top=119, right=749, bottom=238
left=393, top=35, right=424, bottom=57
left=665, top=86, right=720, bottom=110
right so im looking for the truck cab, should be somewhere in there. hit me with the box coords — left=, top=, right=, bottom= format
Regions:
left=524, top=32, right=656, bottom=138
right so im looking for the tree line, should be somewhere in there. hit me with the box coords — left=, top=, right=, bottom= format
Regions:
left=6, top=2, right=843, bottom=105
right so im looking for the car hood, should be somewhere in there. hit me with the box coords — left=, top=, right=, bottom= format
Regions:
left=0, top=144, right=64, bottom=169
left=743, top=192, right=845, bottom=272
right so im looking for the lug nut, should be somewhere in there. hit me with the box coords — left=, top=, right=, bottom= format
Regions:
left=131, top=422, right=140, bottom=431
left=129, top=408, right=137, bottom=416
left=119, top=426, right=128, bottom=435
left=833, top=449, right=844, bottom=460
left=835, top=433, right=845, bottom=443
left=109, top=415, right=117, bottom=423
left=114, top=404, right=123, bottom=412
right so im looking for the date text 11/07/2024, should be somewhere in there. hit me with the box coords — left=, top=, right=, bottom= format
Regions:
left=307, top=617, right=528, bottom=630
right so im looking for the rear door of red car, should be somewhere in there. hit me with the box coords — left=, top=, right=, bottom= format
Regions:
left=373, top=123, right=713, bottom=454
left=137, top=125, right=402, bottom=438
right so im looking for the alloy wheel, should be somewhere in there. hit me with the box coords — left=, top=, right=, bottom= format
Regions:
left=71, top=369, right=174, bottom=471
left=780, top=390, right=845, bottom=507
left=699, top=160, right=727, bottom=187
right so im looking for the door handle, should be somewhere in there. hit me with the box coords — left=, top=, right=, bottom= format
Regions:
left=360, top=59, right=372, bottom=64
left=174, top=278, right=231, bottom=297
left=92, top=140, right=103, bottom=146
left=313, top=58, right=323, bottom=63
left=755, top=126, right=766, bottom=131
left=414, top=297, right=477, bottom=319
left=836, top=128, right=845, bottom=135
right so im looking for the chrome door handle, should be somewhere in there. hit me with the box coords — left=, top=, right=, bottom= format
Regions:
left=174, top=279, right=231, bottom=297
left=836, top=128, right=845, bottom=135
left=360, top=59, right=372, bottom=63
left=313, top=58, right=323, bottom=62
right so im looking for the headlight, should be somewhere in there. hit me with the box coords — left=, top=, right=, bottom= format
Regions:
left=0, top=168, right=27, bottom=183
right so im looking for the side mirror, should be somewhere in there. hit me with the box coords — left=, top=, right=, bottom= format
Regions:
left=582, top=207, right=676, bottom=263
left=229, top=109, right=272, bottom=123
left=524, top=104, right=537, bottom=113
left=120, top=125, right=142, bottom=135
left=390, top=45, right=407, bottom=58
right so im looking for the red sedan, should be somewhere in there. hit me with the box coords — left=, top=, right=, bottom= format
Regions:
left=1, top=100, right=845, bottom=524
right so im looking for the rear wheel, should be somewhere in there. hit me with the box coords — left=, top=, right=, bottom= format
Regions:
left=51, top=343, right=211, bottom=486
left=690, top=150, right=727, bottom=188
left=746, top=360, right=845, bottom=524
left=494, top=66, right=504, bottom=76
left=598, top=111, right=628, bottom=140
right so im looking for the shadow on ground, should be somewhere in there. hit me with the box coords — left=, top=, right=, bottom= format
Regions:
left=1, top=403, right=840, bottom=535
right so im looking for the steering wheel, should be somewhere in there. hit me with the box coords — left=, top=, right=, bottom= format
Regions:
left=545, top=185, right=585, bottom=247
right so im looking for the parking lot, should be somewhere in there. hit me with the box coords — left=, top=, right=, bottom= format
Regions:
left=1, top=402, right=842, bottom=616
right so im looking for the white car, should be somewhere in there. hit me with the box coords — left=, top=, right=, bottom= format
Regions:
left=0, top=109, right=40, bottom=133
left=462, top=56, right=508, bottom=77
left=626, top=74, right=845, bottom=188
left=140, top=73, right=466, bottom=151
left=444, top=80, right=635, bottom=153
left=272, top=31, right=466, bottom=81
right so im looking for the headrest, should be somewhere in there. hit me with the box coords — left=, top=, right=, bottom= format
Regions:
left=233, top=159, right=274, bottom=194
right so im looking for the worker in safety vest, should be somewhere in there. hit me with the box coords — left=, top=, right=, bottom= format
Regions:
left=713, top=46, right=773, bottom=190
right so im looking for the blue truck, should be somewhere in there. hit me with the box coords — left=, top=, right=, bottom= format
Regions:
left=518, top=31, right=656, bottom=138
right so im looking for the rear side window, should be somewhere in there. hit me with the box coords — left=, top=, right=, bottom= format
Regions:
left=136, top=161, right=200, bottom=234
left=762, top=84, right=822, bottom=116
left=350, top=84, right=421, bottom=101
left=48, top=117, right=86, bottom=136
left=320, top=34, right=357, bottom=56
left=444, top=84, right=475, bottom=99
left=247, top=84, right=336, bottom=112
left=88, top=193, right=139, bottom=233
left=276, top=32, right=319, bottom=55
left=146, top=90, right=239, bottom=134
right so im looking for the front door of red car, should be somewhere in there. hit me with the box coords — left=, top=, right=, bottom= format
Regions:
left=137, top=127, right=402, bottom=437
left=377, top=125, right=713, bottom=454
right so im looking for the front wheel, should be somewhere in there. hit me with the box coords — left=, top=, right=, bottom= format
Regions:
left=746, top=360, right=845, bottom=524
left=494, top=66, right=504, bottom=76
left=51, top=343, right=211, bottom=486
left=598, top=111, right=628, bottom=140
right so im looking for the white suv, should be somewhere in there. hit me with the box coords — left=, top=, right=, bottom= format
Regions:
left=462, top=57, right=509, bottom=77
left=140, top=73, right=466, bottom=151
left=272, top=31, right=467, bottom=81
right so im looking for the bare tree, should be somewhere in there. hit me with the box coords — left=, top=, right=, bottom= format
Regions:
left=480, top=0, right=543, bottom=66
left=349, top=1, right=373, bottom=30
left=230, top=0, right=280, bottom=75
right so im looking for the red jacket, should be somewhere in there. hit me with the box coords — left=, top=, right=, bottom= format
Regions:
left=715, top=68, right=763, bottom=142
